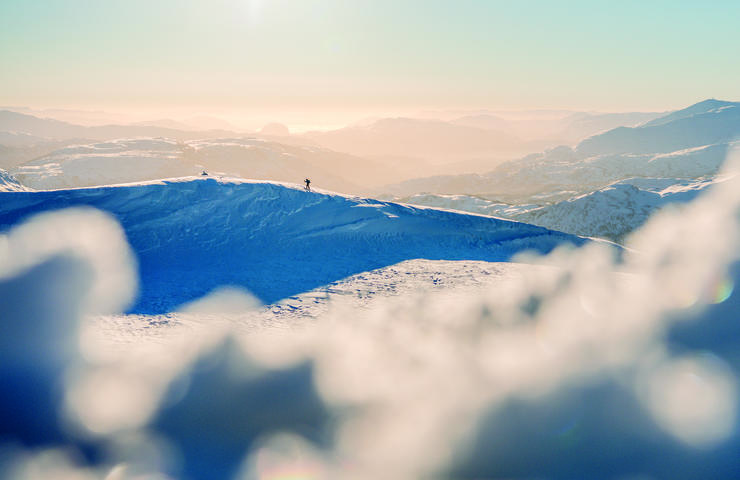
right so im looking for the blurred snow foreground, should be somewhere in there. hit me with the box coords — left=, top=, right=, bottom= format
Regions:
left=1, top=151, right=740, bottom=479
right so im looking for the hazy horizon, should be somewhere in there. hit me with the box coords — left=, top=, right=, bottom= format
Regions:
left=0, top=102, right=684, bottom=133
left=4, top=3, right=740, bottom=478
left=2, top=0, right=739, bottom=131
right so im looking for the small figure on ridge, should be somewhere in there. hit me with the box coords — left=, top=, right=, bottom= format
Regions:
left=304, top=178, right=311, bottom=191
left=201, top=170, right=208, bottom=176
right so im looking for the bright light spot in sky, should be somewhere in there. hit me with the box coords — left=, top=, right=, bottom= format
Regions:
left=0, top=0, right=738, bottom=115
left=246, top=0, right=264, bottom=27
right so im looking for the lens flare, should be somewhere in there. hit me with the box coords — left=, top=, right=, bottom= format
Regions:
left=708, top=276, right=734, bottom=304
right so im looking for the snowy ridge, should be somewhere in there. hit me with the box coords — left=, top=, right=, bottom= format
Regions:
left=576, top=100, right=740, bottom=155
left=509, top=177, right=719, bottom=241
left=642, top=99, right=740, bottom=127
left=401, top=176, right=722, bottom=242
left=0, top=177, right=586, bottom=313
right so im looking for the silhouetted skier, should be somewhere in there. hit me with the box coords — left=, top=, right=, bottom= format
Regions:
left=304, top=178, right=311, bottom=191
left=201, top=170, right=208, bottom=176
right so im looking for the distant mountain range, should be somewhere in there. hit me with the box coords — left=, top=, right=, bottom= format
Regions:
left=397, top=176, right=719, bottom=242
left=1, top=105, right=673, bottom=181
left=384, top=99, right=740, bottom=241
left=304, top=117, right=527, bottom=163
left=383, top=99, right=739, bottom=197
left=449, top=110, right=663, bottom=143
left=8, top=136, right=406, bottom=192
left=303, top=110, right=665, bottom=166
left=577, top=99, right=740, bottom=155
left=0, top=109, right=237, bottom=142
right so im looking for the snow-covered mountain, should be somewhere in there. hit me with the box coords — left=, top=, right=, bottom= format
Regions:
left=382, top=100, right=740, bottom=240
left=0, top=168, right=28, bottom=192
left=398, top=176, right=721, bottom=242
left=509, top=177, right=721, bottom=241
left=487, top=141, right=735, bottom=198
left=183, top=137, right=392, bottom=191
left=383, top=140, right=734, bottom=202
left=12, top=139, right=199, bottom=189
left=383, top=100, right=740, bottom=198
left=576, top=99, right=740, bottom=155
left=555, top=111, right=664, bottom=142
left=0, top=177, right=585, bottom=313
left=8, top=137, right=403, bottom=192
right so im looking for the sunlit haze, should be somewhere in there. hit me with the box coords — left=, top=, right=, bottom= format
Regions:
left=3, top=1, right=740, bottom=479
left=2, top=0, right=740, bottom=129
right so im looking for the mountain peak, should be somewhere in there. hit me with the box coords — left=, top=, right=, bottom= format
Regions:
left=643, top=99, right=739, bottom=127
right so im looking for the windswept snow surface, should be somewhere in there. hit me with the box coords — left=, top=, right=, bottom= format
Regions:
left=93, top=259, right=545, bottom=347
left=1, top=148, right=740, bottom=480
left=0, top=177, right=585, bottom=313
left=2, top=147, right=740, bottom=479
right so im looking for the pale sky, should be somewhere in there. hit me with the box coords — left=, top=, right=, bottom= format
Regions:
left=1, top=0, right=739, bottom=124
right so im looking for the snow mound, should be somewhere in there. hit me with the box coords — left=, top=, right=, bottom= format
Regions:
left=0, top=178, right=585, bottom=313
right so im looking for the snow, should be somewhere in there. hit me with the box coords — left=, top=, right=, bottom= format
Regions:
left=401, top=176, right=724, bottom=242
left=90, top=259, right=547, bottom=349
left=0, top=177, right=585, bottom=313
left=381, top=100, right=740, bottom=241
left=12, top=138, right=198, bottom=189
left=509, top=180, right=709, bottom=241
left=385, top=140, right=736, bottom=201
left=0, top=146, right=739, bottom=479
left=8, top=136, right=397, bottom=192
left=642, top=99, right=739, bottom=127
left=0, top=168, right=29, bottom=192
left=398, top=174, right=728, bottom=242
left=181, top=137, right=361, bottom=191
left=1, top=102, right=740, bottom=479
left=381, top=100, right=740, bottom=201
left=577, top=101, right=740, bottom=155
